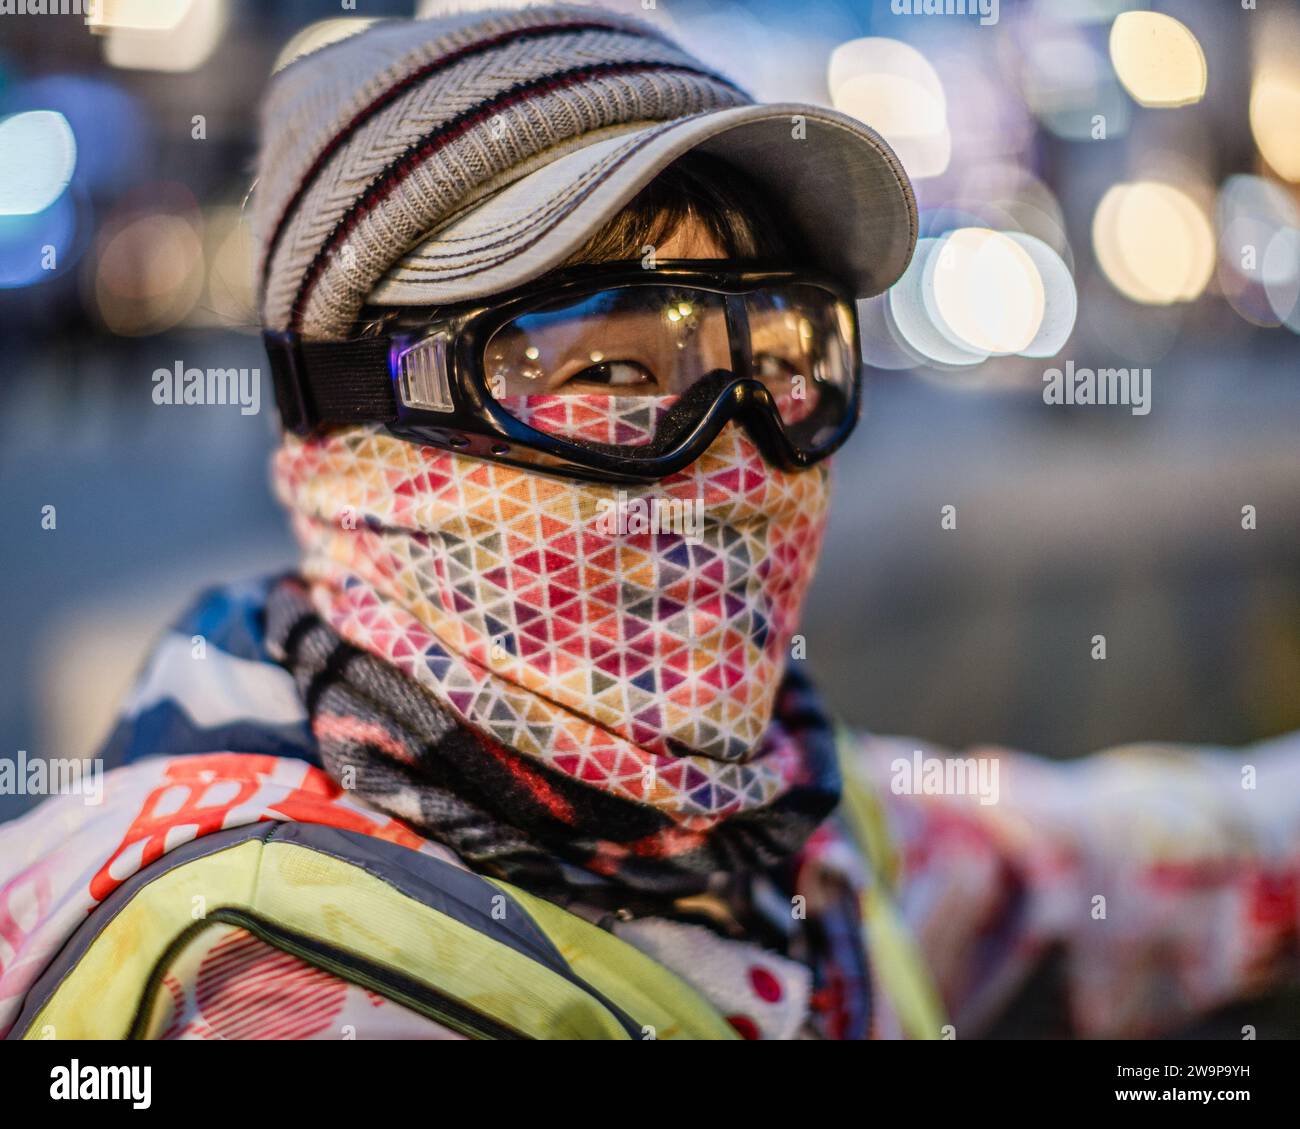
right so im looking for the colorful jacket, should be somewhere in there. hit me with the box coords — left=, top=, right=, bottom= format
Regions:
left=2, top=578, right=1297, bottom=1039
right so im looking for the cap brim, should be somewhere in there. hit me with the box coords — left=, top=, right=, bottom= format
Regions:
left=368, top=103, right=916, bottom=306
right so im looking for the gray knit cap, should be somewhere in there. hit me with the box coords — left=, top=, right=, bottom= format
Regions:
left=253, top=5, right=916, bottom=341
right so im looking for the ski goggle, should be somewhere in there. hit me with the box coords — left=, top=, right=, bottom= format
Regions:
left=264, top=262, right=862, bottom=484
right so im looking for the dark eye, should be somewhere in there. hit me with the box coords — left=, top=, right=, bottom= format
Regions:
left=563, top=360, right=656, bottom=389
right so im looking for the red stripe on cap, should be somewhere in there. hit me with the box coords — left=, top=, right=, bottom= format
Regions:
left=261, top=20, right=649, bottom=295
left=287, top=59, right=742, bottom=333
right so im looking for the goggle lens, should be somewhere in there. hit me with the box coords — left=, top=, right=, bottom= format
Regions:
left=743, top=283, right=856, bottom=450
left=482, top=282, right=855, bottom=453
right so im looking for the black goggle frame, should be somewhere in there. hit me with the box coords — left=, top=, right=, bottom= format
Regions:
left=263, top=261, right=863, bottom=485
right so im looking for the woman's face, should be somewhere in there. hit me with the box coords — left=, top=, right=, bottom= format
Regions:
left=483, top=218, right=826, bottom=427
left=278, top=220, right=835, bottom=766
left=485, top=217, right=732, bottom=396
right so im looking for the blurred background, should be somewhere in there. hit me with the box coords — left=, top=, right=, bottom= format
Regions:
left=1, top=0, right=1298, bottom=837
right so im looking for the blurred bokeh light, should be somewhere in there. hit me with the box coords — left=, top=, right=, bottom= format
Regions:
left=92, top=185, right=205, bottom=336
left=92, top=0, right=229, bottom=73
left=1093, top=181, right=1214, bottom=305
left=830, top=37, right=951, bottom=179
left=1249, top=66, right=1300, bottom=184
left=0, top=110, right=76, bottom=216
left=1021, top=27, right=1131, bottom=141
left=0, top=191, right=78, bottom=289
left=1109, top=11, right=1207, bottom=108
left=931, top=228, right=1045, bottom=356
left=87, top=0, right=199, bottom=32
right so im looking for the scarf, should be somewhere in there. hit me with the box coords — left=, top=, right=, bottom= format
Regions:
left=273, top=417, right=830, bottom=765
left=264, top=577, right=872, bottom=1036
left=262, top=411, right=881, bottom=1034
left=270, top=418, right=840, bottom=889
left=265, top=575, right=841, bottom=897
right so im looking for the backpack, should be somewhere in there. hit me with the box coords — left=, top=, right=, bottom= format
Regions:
left=12, top=739, right=943, bottom=1041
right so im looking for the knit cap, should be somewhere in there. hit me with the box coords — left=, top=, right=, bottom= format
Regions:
left=253, top=5, right=916, bottom=341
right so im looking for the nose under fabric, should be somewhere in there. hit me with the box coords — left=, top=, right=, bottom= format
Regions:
left=273, top=419, right=832, bottom=772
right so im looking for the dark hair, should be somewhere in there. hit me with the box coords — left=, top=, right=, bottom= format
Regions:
left=356, top=153, right=790, bottom=335
left=561, top=151, right=792, bottom=265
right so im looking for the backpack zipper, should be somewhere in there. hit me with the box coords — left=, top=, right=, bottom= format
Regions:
left=126, top=908, right=528, bottom=1041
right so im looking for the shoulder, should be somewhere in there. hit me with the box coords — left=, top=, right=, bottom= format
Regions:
left=98, top=574, right=319, bottom=769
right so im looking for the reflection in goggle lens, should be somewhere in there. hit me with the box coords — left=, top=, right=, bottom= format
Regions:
left=483, top=282, right=855, bottom=452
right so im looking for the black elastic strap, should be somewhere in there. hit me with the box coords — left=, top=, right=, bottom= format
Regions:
left=264, top=331, right=397, bottom=434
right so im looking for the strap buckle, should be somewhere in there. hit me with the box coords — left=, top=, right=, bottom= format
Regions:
left=262, top=329, right=314, bottom=435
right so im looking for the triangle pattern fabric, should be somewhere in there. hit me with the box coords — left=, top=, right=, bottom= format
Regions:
left=274, top=407, right=830, bottom=817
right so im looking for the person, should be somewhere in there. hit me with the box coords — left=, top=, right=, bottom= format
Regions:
left=1, top=6, right=1297, bottom=1041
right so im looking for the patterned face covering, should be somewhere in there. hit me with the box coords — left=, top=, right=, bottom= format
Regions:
left=273, top=406, right=832, bottom=771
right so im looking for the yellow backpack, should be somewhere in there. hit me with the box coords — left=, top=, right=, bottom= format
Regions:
left=15, top=738, right=943, bottom=1041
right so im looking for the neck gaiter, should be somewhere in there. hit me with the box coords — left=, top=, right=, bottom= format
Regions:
left=276, top=414, right=829, bottom=739
left=272, top=411, right=834, bottom=832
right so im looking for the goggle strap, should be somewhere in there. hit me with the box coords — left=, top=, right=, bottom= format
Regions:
left=264, top=331, right=396, bottom=434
